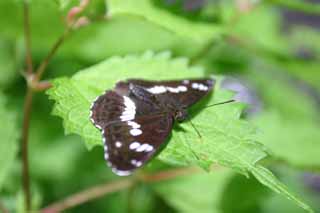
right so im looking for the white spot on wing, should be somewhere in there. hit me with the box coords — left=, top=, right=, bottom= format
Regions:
left=136, top=143, right=153, bottom=152
left=192, top=83, right=199, bottom=89
left=120, top=96, right=136, bottom=121
left=130, top=129, right=142, bottom=136
left=135, top=161, right=142, bottom=167
left=112, top=168, right=131, bottom=176
left=178, top=85, right=187, bottom=92
left=146, top=85, right=188, bottom=94
left=131, top=159, right=143, bottom=167
left=146, top=86, right=167, bottom=94
left=145, top=145, right=154, bottom=152
left=104, top=153, right=109, bottom=159
left=127, top=121, right=141, bottom=129
left=166, top=87, right=180, bottom=93
left=192, top=83, right=209, bottom=91
left=129, top=142, right=141, bottom=150
left=115, top=141, right=122, bottom=148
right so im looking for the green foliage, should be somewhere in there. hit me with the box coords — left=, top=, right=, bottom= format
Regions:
left=47, top=52, right=312, bottom=211
left=247, top=68, right=320, bottom=169
left=153, top=169, right=271, bottom=213
left=0, top=39, right=20, bottom=89
left=0, top=93, right=18, bottom=190
left=153, top=169, right=235, bottom=213
left=61, top=16, right=178, bottom=61
left=1, top=0, right=320, bottom=212
left=108, top=0, right=223, bottom=43
left=255, top=112, right=320, bottom=168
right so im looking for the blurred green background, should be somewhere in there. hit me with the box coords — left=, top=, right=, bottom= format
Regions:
left=0, top=0, right=320, bottom=212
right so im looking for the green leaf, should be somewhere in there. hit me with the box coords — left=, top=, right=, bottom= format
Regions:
left=107, top=0, right=223, bottom=43
left=61, top=16, right=177, bottom=61
left=255, top=111, right=320, bottom=169
left=0, top=39, right=20, bottom=89
left=55, top=0, right=72, bottom=9
left=266, top=0, right=320, bottom=15
left=247, top=68, right=320, bottom=169
left=0, top=93, right=18, bottom=190
left=0, top=1, right=64, bottom=49
left=153, top=169, right=271, bottom=213
left=47, top=52, right=313, bottom=212
left=230, top=5, right=289, bottom=55
left=153, top=169, right=235, bottom=213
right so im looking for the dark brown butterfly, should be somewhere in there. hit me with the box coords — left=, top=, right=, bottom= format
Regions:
left=90, top=79, right=215, bottom=176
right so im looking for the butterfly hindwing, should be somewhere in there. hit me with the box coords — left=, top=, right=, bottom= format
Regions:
left=102, top=114, right=173, bottom=175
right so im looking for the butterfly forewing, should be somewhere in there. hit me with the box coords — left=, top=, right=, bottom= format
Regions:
left=126, top=79, right=215, bottom=108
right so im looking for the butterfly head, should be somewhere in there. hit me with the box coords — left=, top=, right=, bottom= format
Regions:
left=174, top=109, right=188, bottom=122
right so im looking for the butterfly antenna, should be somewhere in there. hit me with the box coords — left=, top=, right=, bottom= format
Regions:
left=187, top=117, right=202, bottom=139
left=204, top=99, right=235, bottom=109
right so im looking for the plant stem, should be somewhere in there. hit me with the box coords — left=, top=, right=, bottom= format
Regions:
left=40, top=167, right=201, bottom=212
left=35, top=29, right=71, bottom=81
left=0, top=200, right=9, bottom=213
left=140, top=167, right=200, bottom=182
left=21, top=88, right=33, bottom=211
left=23, top=0, right=33, bottom=74
left=41, top=179, right=133, bottom=213
left=267, top=0, right=320, bottom=15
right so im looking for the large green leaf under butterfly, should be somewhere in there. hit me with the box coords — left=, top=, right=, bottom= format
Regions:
left=47, top=52, right=312, bottom=212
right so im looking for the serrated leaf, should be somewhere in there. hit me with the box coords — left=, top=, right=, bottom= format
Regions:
left=0, top=93, right=18, bottom=190
left=107, top=0, right=223, bottom=43
left=47, top=52, right=313, bottom=212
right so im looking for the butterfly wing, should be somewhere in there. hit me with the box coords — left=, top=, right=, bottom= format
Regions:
left=90, top=90, right=173, bottom=175
left=125, top=79, right=215, bottom=108
left=102, top=114, right=173, bottom=175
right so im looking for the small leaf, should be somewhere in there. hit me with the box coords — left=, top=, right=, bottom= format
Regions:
left=47, top=52, right=313, bottom=212
left=0, top=92, right=18, bottom=190
left=107, top=0, right=223, bottom=42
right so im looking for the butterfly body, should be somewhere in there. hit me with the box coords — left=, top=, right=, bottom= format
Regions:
left=90, top=79, right=214, bottom=176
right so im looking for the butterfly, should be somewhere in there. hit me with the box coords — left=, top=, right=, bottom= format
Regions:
left=90, top=79, right=215, bottom=176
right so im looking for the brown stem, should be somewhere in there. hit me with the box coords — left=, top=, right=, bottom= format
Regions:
left=0, top=200, right=9, bottom=213
left=40, top=167, right=202, bottom=212
left=21, top=88, right=34, bottom=211
left=35, top=29, right=71, bottom=81
left=23, top=0, right=33, bottom=74
left=41, top=179, right=133, bottom=213
left=31, top=81, right=53, bottom=92
left=140, top=167, right=200, bottom=182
